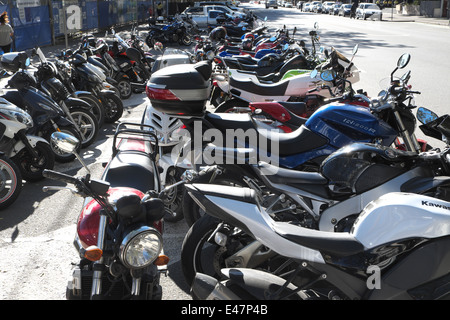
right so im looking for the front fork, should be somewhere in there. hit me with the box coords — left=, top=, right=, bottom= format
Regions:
left=89, top=214, right=143, bottom=299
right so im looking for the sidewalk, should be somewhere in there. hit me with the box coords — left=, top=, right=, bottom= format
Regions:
left=381, top=8, right=450, bottom=26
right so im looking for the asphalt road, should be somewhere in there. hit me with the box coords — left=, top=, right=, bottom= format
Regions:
left=0, top=3, right=449, bottom=301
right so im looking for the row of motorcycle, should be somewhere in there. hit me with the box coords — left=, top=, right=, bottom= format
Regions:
left=0, top=26, right=163, bottom=210
left=14, top=17, right=450, bottom=300
left=142, top=21, right=450, bottom=300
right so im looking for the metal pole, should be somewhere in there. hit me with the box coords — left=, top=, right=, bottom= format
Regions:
left=62, top=0, right=68, bottom=49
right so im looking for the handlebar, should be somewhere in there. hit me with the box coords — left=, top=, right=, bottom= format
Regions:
left=43, top=169, right=80, bottom=186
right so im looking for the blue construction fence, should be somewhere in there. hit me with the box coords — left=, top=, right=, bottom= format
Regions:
left=1, top=0, right=160, bottom=52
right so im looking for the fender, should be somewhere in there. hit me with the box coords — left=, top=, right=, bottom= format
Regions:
left=64, top=96, right=93, bottom=111
left=10, top=134, right=49, bottom=158
left=99, top=89, right=116, bottom=97
left=71, top=90, right=95, bottom=98
left=191, top=268, right=303, bottom=300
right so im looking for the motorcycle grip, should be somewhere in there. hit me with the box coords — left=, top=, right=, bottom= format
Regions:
left=42, top=169, right=79, bottom=185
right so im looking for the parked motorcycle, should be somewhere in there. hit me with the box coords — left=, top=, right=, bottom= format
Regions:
left=0, top=152, right=22, bottom=210
left=42, top=127, right=170, bottom=300
left=32, top=48, right=99, bottom=148
left=0, top=96, right=54, bottom=181
left=60, top=51, right=124, bottom=123
left=0, top=51, right=82, bottom=163
left=212, top=45, right=359, bottom=112
left=145, top=15, right=193, bottom=47
left=188, top=107, right=450, bottom=300
left=142, top=46, right=196, bottom=222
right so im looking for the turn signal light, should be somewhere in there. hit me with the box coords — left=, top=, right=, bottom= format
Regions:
left=84, top=245, right=103, bottom=261
left=154, top=254, right=170, bottom=266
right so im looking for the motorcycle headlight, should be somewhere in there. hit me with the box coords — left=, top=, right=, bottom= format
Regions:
left=119, top=226, right=162, bottom=269
left=0, top=108, right=33, bottom=128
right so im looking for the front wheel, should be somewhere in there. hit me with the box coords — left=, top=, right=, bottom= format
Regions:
left=69, top=108, right=99, bottom=148
left=102, top=94, right=124, bottom=123
left=0, top=155, right=22, bottom=210
left=13, top=141, right=55, bottom=182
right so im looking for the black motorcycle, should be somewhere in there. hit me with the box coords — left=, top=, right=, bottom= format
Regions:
left=59, top=51, right=124, bottom=123
left=32, top=48, right=99, bottom=148
left=0, top=52, right=82, bottom=163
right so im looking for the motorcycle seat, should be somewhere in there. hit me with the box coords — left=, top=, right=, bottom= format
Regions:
left=254, top=122, right=328, bottom=157
left=205, top=112, right=255, bottom=132
left=229, top=76, right=289, bottom=97
left=103, top=150, right=157, bottom=193
left=272, top=221, right=364, bottom=257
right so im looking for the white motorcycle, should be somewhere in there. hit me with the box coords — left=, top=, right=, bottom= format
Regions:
left=213, top=45, right=360, bottom=112
left=187, top=107, right=450, bottom=300
left=0, top=96, right=55, bottom=181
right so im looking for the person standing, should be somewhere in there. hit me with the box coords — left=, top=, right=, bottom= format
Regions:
left=0, top=11, right=13, bottom=54
left=157, top=2, right=163, bottom=17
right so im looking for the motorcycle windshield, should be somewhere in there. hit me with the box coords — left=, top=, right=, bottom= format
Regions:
left=85, top=63, right=106, bottom=81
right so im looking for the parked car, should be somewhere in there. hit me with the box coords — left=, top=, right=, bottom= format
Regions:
left=338, top=3, right=352, bottom=16
left=322, top=1, right=335, bottom=13
left=266, top=0, right=278, bottom=8
left=313, top=2, right=323, bottom=12
left=310, top=1, right=322, bottom=12
left=285, top=1, right=293, bottom=7
left=330, top=3, right=341, bottom=14
left=303, top=2, right=311, bottom=11
left=356, top=3, right=383, bottom=20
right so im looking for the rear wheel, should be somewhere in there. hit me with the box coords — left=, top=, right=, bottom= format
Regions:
left=179, top=34, right=192, bottom=46
left=77, top=94, right=105, bottom=128
left=0, top=155, right=22, bottom=210
left=116, top=77, right=132, bottom=100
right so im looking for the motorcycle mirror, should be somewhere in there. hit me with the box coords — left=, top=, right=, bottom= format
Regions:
left=51, top=132, right=91, bottom=173
left=391, top=53, right=410, bottom=82
left=320, top=70, right=336, bottom=82
left=397, top=53, right=410, bottom=69
left=51, top=132, right=79, bottom=153
left=314, top=22, right=319, bottom=30
left=310, top=69, right=318, bottom=78
left=417, top=107, right=439, bottom=125
left=352, top=44, right=359, bottom=56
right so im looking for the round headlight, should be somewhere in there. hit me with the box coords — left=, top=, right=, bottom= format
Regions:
left=119, top=226, right=162, bottom=269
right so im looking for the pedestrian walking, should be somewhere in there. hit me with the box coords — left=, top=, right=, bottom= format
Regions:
left=0, top=11, right=13, bottom=54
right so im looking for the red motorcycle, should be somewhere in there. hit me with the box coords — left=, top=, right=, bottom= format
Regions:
left=43, top=124, right=171, bottom=300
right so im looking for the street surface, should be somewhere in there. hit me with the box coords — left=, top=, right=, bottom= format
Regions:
left=0, top=3, right=449, bottom=300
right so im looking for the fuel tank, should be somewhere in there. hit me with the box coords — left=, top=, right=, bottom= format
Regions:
left=305, top=102, right=398, bottom=148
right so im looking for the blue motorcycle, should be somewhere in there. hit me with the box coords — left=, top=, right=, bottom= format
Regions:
left=145, top=16, right=192, bottom=46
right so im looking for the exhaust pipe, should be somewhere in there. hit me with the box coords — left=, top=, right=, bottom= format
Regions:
left=191, top=273, right=241, bottom=300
